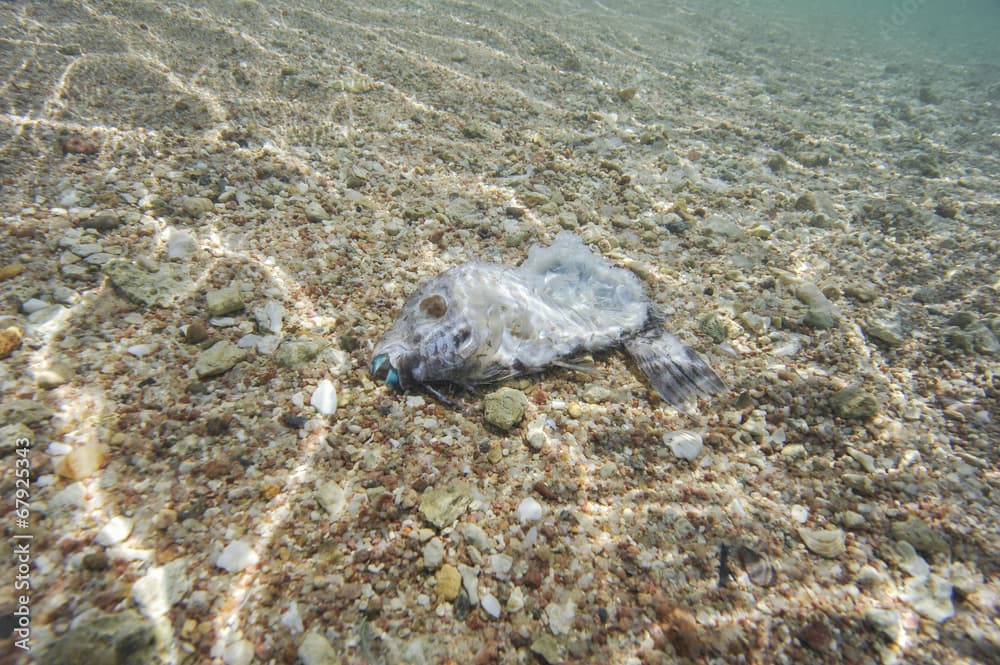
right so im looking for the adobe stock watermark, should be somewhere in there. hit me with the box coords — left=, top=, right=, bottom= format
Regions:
left=879, top=0, right=930, bottom=40
left=5, top=436, right=33, bottom=652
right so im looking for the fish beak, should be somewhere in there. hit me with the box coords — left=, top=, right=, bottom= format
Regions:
left=371, top=353, right=403, bottom=390
left=370, top=353, right=390, bottom=379
left=386, top=367, right=401, bottom=389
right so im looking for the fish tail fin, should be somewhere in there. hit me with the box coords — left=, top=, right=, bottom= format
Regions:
left=624, top=324, right=726, bottom=414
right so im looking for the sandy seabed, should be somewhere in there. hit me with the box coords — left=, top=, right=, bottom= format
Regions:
left=0, top=1, right=998, bottom=664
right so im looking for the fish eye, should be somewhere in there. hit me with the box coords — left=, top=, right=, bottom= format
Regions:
left=419, top=294, right=448, bottom=318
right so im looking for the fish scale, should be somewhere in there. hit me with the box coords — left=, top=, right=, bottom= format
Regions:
left=371, top=232, right=725, bottom=413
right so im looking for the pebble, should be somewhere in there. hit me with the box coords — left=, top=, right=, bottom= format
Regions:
left=132, top=558, right=191, bottom=618
left=207, top=285, right=245, bottom=316
left=0, top=326, right=23, bottom=359
left=903, top=572, right=954, bottom=623
left=483, top=387, right=529, bottom=430
left=664, top=429, right=704, bottom=460
left=304, top=200, right=330, bottom=222
left=422, top=537, right=445, bottom=570
left=0, top=263, right=25, bottom=280
left=436, top=564, right=462, bottom=600
left=180, top=195, right=214, bottom=217
left=255, top=300, right=284, bottom=335
left=419, top=482, right=473, bottom=529
left=864, top=609, right=901, bottom=644
left=310, top=379, right=338, bottom=415
left=276, top=338, right=326, bottom=368
left=481, top=593, right=502, bottom=618
left=891, top=516, right=949, bottom=556
left=531, top=635, right=564, bottom=664
left=21, top=297, right=51, bottom=314
left=516, top=497, right=543, bottom=523
left=701, top=214, right=745, bottom=239
left=798, top=526, right=846, bottom=558
left=195, top=340, right=248, bottom=378
left=166, top=227, right=197, bottom=260
left=461, top=523, right=491, bottom=552
left=280, top=601, right=304, bottom=633
left=489, top=553, right=513, bottom=579
left=1, top=399, right=54, bottom=425
left=185, top=321, right=208, bottom=344
left=216, top=540, right=260, bottom=572
left=81, top=210, right=121, bottom=230
left=127, top=344, right=156, bottom=357
left=222, top=638, right=254, bottom=665
left=104, top=259, right=188, bottom=307
left=830, top=386, right=878, bottom=420
left=299, top=632, right=340, bottom=665
left=581, top=384, right=613, bottom=403
left=458, top=564, right=480, bottom=605
left=864, top=310, right=905, bottom=347
left=37, top=611, right=164, bottom=665
left=506, top=586, right=525, bottom=613
left=545, top=598, right=576, bottom=635
left=56, top=444, right=107, bottom=480
left=96, top=516, right=134, bottom=545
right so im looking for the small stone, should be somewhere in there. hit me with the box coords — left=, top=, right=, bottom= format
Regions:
left=180, top=195, right=214, bottom=217
left=166, top=227, right=197, bottom=260
left=0, top=326, right=24, bottom=359
left=81, top=210, right=121, bottom=230
left=82, top=551, right=110, bottom=571
left=304, top=201, right=330, bottom=222
left=216, top=540, right=259, bottom=572
left=299, top=632, right=339, bottom=665
left=830, top=386, right=878, bottom=420
left=841, top=511, right=865, bottom=529
left=663, top=429, right=703, bottom=461
left=481, top=593, right=502, bottom=618
left=798, top=527, right=846, bottom=558
left=195, top=340, right=247, bottom=378
left=581, top=384, right=613, bottom=403
left=419, top=482, right=473, bottom=529
left=96, top=516, right=133, bottom=546
left=524, top=415, right=550, bottom=451
left=276, top=338, right=326, bottom=368
left=483, top=387, right=528, bottom=430
left=903, top=573, right=954, bottom=623
left=701, top=214, right=745, bottom=239
left=864, top=310, right=905, bottom=347
left=461, top=523, right=491, bottom=551
left=36, top=611, right=165, bottom=665
left=255, top=300, right=284, bottom=335
left=185, top=321, right=208, bottom=344
left=310, top=379, right=338, bottom=415
left=127, top=344, right=156, bottom=358
left=794, top=192, right=819, bottom=212
left=0, top=263, right=25, bottom=280
left=104, top=259, right=188, bottom=308
left=56, top=444, right=107, bottom=480
left=531, top=635, right=564, bottom=664
left=316, top=481, right=347, bottom=519
left=206, top=285, right=245, bottom=316
left=545, top=599, right=576, bottom=635
left=506, top=586, right=525, bottom=613
left=516, top=497, right=543, bottom=523
left=436, top=564, right=462, bottom=601
left=422, top=537, right=445, bottom=570
left=222, top=638, right=254, bottom=665
left=864, top=609, right=901, bottom=644
left=891, top=516, right=949, bottom=557
left=803, top=305, right=837, bottom=330
left=489, top=553, right=514, bottom=579
left=132, top=558, right=191, bottom=618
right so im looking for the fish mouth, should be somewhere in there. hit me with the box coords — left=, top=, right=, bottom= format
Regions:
left=370, top=353, right=401, bottom=389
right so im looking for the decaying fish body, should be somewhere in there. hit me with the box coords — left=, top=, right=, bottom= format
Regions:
left=371, top=232, right=724, bottom=412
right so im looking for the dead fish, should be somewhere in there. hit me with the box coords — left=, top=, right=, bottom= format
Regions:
left=370, top=232, right=725, bottom=412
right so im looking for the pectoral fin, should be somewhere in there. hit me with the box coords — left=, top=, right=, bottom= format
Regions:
left=624, top=329, right=725, bottom=414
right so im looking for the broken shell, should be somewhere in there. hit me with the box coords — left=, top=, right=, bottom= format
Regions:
left=736, top=545, right=776, bottom=587
left=798, top=527, right=845, bottom=558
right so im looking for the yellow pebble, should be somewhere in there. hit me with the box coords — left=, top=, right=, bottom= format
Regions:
left=0, top=326, right=23, bottom=359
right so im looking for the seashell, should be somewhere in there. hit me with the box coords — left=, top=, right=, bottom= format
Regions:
left=798, top=527, right=846, bottom=558
left=737, top=545, right=776, bottom=587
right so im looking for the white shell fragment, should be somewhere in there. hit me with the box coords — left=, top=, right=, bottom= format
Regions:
left=310, top=379, right=338, bottom=415
left=663, top=429, right=703, bottom=460
left=516, top=497, right=543, bottom=523
left=216, top=540, right=260, bottom=572
left=798, top=526, right=846, bottom=558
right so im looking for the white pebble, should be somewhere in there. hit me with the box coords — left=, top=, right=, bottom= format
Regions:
left=664, top=429, right=703, bottom=460
left=481, top=593, right=502, bottom=618
left=280, top=601, right=304, bottom=634
left=310, top=380, right=337, bottom=415
left=516, top=497, right=543, bottom=523
left=222, top=638, right=255, bottom=665
left=216, top=540, right=259, bottom=572
left=21, top=298, right=51, bottom=314
left=127, top=344, right=156, bottom=357
left=96, top=516, right=133, bottom=546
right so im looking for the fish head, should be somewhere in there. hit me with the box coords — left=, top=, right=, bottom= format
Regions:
left=371, top=270, right=485, bottom=390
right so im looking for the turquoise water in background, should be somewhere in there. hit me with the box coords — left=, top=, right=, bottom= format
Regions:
left=734, top=0, right=1000, bottom=63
